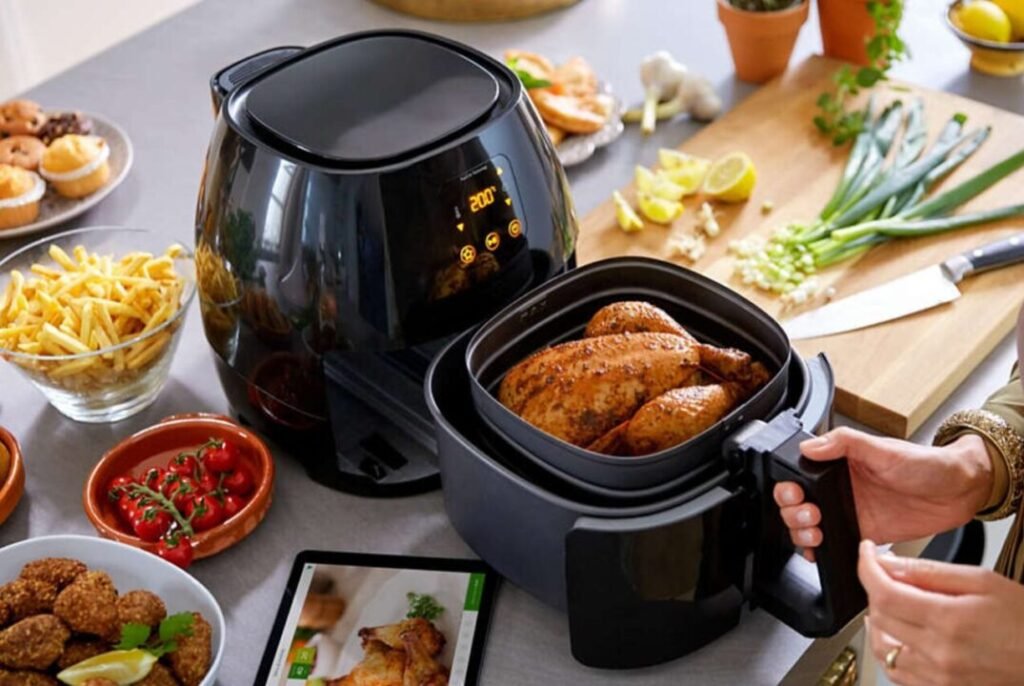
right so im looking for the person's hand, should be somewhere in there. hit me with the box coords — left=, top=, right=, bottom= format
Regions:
left=772, top=428, right=992, bottom=557
left=860, top=540, right=1024, bottom=686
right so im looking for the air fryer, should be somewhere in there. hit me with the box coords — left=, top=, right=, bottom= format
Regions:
left=426, top=258, right=867, bottom=669
left=195, top=31, right=577, bottom=494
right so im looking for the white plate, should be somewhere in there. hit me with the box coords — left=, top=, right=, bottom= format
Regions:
left=0, top=534, right=224, bottom=686
left=0, top=112, right=133, bottom=239
left=556, top=84, right=626, bottom=168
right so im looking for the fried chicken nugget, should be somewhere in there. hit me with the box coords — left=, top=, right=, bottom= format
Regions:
left=0, top=670, right=59, bottom=686
left=81, top=680, right=118, bottom=686
left=0, top=615, right=69, bottom=670
left=56, top=639, right=110, bottom=670
left=53, top=571, right=117, bottom=640
left=116, top=591, right=166, bottom=628
left=135, top=663, right=179, bottom=686
left=167, top=613, right=211, bottom=686
left=0, top=580, right=58, bottom=623
left=19, top=559, right=87, bottom=592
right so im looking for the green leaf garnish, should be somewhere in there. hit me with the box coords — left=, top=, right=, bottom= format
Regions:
left=113, top=612, right=194, bottom=658
left=505, top=57, right=551, bottom=90
left=406, top=592, right=444, bottom=621
left=115, top=623, right=151, bottom=650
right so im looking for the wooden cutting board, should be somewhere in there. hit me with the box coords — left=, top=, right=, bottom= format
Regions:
left=578, top=56, right=1024, bottom=438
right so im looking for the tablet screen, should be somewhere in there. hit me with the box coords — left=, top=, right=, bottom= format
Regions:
left=258, top=552, right=495, bottom=686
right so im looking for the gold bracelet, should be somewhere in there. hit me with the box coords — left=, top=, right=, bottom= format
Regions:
left=935, top=409, right=1024, bottom=521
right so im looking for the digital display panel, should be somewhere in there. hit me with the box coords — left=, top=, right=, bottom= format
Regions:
left=445, top=155, right=524, bottom=266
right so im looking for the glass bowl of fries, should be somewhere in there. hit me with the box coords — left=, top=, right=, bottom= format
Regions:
left=0, top=227, right=196, bottom=423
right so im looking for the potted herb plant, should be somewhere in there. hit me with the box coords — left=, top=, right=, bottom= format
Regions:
left=717, top=0, right=810, bottom=83
left=818, top=0, right=903, bottom=66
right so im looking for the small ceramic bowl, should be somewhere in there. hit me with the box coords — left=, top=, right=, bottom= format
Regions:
left=0, top=427, right=25, bottom=525
left=0, top=534, right=224, bottom=686
left=947, top=1, right=1024, bottom=77
left=84, top=413, right=274, bottom=559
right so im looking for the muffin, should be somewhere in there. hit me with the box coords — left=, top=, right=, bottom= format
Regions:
left=0, top=135, right=46, bottom=171
left=0, top=164, right=45, bottom=230
left=0, top=99, right=47, bottom=136
left=37, top=111, right=93, bottom=145
left=39, top=134, right=110, bottom=198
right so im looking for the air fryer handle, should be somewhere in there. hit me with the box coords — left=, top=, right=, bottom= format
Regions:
left=755, top=426, right=866, bottom=636
left=209, top=46, right=304, bottom=114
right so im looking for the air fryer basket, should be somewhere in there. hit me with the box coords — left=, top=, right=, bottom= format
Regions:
left=466, top=257, right=793, bottom=489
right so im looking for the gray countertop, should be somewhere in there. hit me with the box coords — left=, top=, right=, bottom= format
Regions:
left=1, top=0, right=1021, bottom=684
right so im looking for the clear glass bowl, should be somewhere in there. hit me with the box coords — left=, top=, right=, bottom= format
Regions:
left=0, top=227, right=196, bottom=423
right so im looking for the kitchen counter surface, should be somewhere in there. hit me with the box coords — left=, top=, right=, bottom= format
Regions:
left=1, top=1, right=1021, bottom=684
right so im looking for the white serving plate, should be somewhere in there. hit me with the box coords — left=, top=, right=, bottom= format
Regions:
left=0, top=113, right=133, bottom=239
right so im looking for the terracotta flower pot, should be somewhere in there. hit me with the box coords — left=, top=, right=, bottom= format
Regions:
left=818, top=0, right=874, bottom=65
left=717, top=0, right=811, bottom=83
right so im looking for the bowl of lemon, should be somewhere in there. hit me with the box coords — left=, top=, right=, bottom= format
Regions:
left=948, top=0, right=1024, bottom=76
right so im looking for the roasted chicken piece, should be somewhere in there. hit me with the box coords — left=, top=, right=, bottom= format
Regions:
left=499, top=333, right=703, bottom=447
left=359, top=618, right=444, bottom=657
left=401, top=628, right=448, bottom=686
left=332, top=640, right=406, bottom=686
left=593, top=383, right=744, bottom=456
left=584, top=301, right=695, bottom=341
left=501, top=301, right=771, bottom=454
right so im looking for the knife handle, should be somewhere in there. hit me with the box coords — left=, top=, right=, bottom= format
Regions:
left=944, top=232, right=1024, bottom=282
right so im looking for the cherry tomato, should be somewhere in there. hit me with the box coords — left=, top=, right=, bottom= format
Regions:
left=141, top=467, right=166, bottom=491
left=202, top=441, right=239, bottom=474
left=107, top=475, right=135, bottom=500
left=156, top=534, right=194, bottom=569
left=117, top=492, right=141, bottom=527
left=222, top=465, right=254, bottom=496
left=168, top=453, right=199, bottom=479
left=156, top=471, right=182, bottom=498
left=221, top=494, right=245, bottom=519
left=186, top=494, right=224, bottom=532
left=198, top=471, right=220, bottom=495
left=132, top=506, right=173, bottom=542
left=169, top=476, right=200, bottom=511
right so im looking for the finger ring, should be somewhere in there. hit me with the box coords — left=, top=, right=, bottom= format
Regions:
left=884, top=645, right=903, bottom=670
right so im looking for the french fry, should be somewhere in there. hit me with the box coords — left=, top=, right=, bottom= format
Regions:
left=0, top=242, right=187, bottom=394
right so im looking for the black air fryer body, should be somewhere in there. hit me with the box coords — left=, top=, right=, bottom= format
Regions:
left=195, top=31, right=577, bottom=494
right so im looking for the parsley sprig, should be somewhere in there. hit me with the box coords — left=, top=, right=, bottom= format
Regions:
left=815, top=0, right=907, bottom=145
left=406, top=593, right=444, bottom=621
left=115, top=612, right=195, bottom=658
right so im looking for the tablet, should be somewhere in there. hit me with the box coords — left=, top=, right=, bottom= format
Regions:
left=255, top=551, right=498, bottom=686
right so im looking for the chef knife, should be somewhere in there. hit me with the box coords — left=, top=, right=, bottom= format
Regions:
left=784, top=232, right=1024, bottom=341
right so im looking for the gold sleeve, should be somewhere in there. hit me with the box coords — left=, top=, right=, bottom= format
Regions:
left=934, top=365, right=1024, bottom=522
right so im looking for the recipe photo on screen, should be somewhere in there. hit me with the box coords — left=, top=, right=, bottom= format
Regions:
left=264, top=563, right=487, bottom=686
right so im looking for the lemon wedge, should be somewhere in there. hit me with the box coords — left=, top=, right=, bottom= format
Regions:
left=702, top=152, right=757, bottom=203
left=57, top=649, right=157, bottom=686
left=634, top=166, right=656, bottom=194
left=637, top=192, right=683, bottom=224
left=613, top=191, right=645, bottom=232
left=660, top=164, right=709, bottom=196
left=956, top=0, right=1012, bottom=42
left=658, top=148, right=707, bottom=170
left=991, top=0, right=1024, bottom=38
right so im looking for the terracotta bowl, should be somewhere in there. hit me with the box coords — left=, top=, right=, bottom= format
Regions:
left=83, top=413, right=274, bottom=559
left=0, top=427, right=25, bottom=526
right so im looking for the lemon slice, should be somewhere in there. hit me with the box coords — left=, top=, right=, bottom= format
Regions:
left=658, top=148, right=710, bottom=170
left=613, top=191, right=644, bottom=232
left=57, top=649, right=157, bottom=685
left=637, top=192, right=683, bottom=224
left=634, top=165, right=656, bottom=194
left=702, top=152, right=757, bottom=203
left=956, top=0, right=1012, bottom=41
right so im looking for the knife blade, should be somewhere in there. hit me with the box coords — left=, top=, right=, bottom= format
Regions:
left=784, top=232, right=1024, bottom=341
